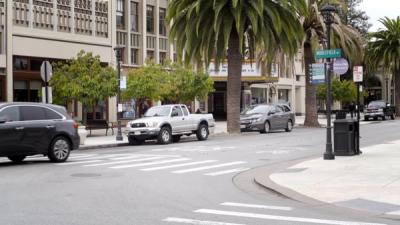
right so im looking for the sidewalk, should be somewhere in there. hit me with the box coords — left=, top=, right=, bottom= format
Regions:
left=255, top=140, right=400, bottom=218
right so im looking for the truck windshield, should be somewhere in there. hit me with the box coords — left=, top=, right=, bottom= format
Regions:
left=368, top=101, right=386, bottom=108
left=144, top=106, right=171, bottom=117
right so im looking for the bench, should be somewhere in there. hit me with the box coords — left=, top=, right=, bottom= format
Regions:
left=86, top=119, right=114, bottom=136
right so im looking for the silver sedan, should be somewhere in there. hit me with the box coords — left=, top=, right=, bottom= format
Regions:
left=240, top=104, right=295, bottom=133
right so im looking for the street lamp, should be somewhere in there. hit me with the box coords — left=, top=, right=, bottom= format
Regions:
left=321, top=4, right=336, bottom=160
left=385, top=76, right=389, bottom=102
left=114, top=46, right=124, bottom=141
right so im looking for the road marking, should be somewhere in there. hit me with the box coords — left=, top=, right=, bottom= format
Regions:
left=59, top=160, right=103, bottom=165
left=220, top=202, right=292, bottom=211
left=140, top=160, right=218, bottom=171
left=163, top=217, right=245, bottom=225
left=172, top=162, right=246, bottom=174
left=83, top=156, right=165, bottom=167
left=204, top=168, right=249, bottom=176
left=194, top=209, right=386, bottom=225
left=110, top=158, right=190, bottom=169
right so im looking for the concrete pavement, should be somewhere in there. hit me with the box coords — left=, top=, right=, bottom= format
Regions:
left=255, top=138, right=400, bottom=219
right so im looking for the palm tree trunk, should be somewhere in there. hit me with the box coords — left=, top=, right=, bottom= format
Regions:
left=227, top=29, right=242, bottom=133
left=395, top=69, right=400, bottom=117
left=304, top=42, right=320, bottom=127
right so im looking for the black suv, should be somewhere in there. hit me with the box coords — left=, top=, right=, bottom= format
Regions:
left=0, top=102, right=80, bottom=163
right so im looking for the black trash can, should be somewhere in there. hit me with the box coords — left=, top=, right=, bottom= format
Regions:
left=333, top=119, right=357, bottom=156
left=335, top=110, right=347, bottom=119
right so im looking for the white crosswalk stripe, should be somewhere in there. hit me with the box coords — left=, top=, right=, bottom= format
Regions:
left=172, top=161, right=246, bottom=174
left=163, top=217, right=245, bottom=225
left=110, top=158, right=191, bottom=169
left=204, top=168, right=249, bottom=176
left=83, top=156, right=165, bottom=167
left=163, top=202, right=387, bottom=225
left=141, top=160, right=218, bottom=171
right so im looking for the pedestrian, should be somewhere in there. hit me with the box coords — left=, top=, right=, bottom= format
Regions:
left=349, top=102, right=355, bottom=118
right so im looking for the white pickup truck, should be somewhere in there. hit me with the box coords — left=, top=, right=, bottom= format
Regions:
left=126, top=104, right=215, bottom=145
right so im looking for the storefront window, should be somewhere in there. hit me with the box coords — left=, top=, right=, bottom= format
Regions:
left=278, top=89, right=289, bottom=102
left=14, top=58, right=28, bottom=70
left=121, top=99, right=136, bottom=119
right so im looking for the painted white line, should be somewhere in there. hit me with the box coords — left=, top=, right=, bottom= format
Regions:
left=194, top=209, right=386, bottom=225
left=109, top=154, right=154, bottom=160
left=220, top=202, right=292, bottom=211
left=67, top=154, right=97, bottom=159
left=204, top=168, right=249, bottom=176
left=163, top=217, right=245, bottom=225
left=58, top=160, right=103, bottom=165
left=83, top=156, right=165, bottom=167
left=141, top=160, right=218, bottom=171
left=110, top=158, right=190, bottom=169
left=172, top=162, right=246, bottom=174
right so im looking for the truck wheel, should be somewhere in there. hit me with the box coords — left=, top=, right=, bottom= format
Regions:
left=158, top=126, right=172, bottom=144
left=196, top=124, right=209, bottom=141
left=172, top=135, right=181, bottom=143
left=128, top=136, right=144, bottom=145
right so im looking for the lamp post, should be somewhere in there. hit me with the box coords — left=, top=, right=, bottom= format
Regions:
left=114, top=46, right=124, bottom=141
left=321, top=4, right=336, bottom=160
left=385, top=76, right=389, bottom=102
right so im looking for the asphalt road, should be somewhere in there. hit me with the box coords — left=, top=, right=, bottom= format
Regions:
left=1, top=119, right=399, bottom=225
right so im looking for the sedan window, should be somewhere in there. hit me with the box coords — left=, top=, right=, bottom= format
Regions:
left=242, top=105, right=272, bottom=115
left=0, top=106, right=20, bottom=122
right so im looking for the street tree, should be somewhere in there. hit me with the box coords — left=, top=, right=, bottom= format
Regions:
left=167, top=0, right=306, bottom=133
left=365, top=17, right=400, bottom=115
left=302, top=0, right=363, bottom=127
left=317, top=78, right=357, bottom=103
left=50, top=50, right=118, bottom=122
left=339, top=0, right=371, bottom=36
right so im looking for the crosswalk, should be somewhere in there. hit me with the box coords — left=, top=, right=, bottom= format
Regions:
left=162, top=202, right=387, bottom=225
left=52, top=153, right=250, bottom=177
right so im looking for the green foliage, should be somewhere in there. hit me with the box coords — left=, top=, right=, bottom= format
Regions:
left=50, top=50, right=118, bottom=106
left=317, top=78, right=357, bottom=103
left=338, top=0, right=371, bottom=36
left=123, top=61, right=214, bottom=104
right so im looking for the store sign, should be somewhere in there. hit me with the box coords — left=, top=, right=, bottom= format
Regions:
left=208, top=62, right=262, bottom=77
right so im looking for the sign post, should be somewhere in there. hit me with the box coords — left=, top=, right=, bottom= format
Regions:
left=353, top=66, right=363, bottom=154
left=40, top=61, right=53, bottom=103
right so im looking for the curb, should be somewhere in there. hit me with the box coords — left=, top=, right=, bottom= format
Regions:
left=79, top=143, right=129, bottom=150
left=252, top=158, right=400, bottom=221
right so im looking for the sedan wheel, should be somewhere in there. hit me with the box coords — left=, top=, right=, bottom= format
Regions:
left=48, top=136, right=71, bottom=162
left=285, top=120, right=293, bottom=132
left=260, top=121, right=270, bottom=134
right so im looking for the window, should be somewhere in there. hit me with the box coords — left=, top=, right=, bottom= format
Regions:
left=159, top=52, right=166, bottom=64
left=131, top=49, right=139, bottom=65
left=146, top=5, right=154, bottom=33
left=44, top=108, right=63, bottom=120
left=117, top=0, right=125, bottom=29
left=130, top=1, right=139, bottom=32
left=172, top=106, right=183, bottom=116
left=296, top=75, right=301, bottom=81
left=146, top=50, right=154, bottom=61
left=14, top=57, right=28, bottom=70
left=159, top=8, right=166, bottom=36
left=0, top=106, right=20, bottom=122
left=20, top=106, right=46, bottom=121
left=181, top=106, right=189, bottom=116
left=30, top=59, right=43, bottom=71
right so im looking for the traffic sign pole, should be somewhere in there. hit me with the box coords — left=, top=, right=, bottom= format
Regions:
left=45, top=62, right=48, bottom=103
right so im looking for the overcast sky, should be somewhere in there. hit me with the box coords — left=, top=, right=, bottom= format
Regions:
left=359, top=0, right=400, bottom=32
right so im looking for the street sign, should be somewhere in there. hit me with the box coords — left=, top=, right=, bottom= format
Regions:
left=333, top=58, right=349, bottom=75
left=120, top=75, right=127, bottom=89
left=315, top=49, right=342, bottom=59
left=310, top=63, right=325, bottom=84
left=353, top=66, right=363, bottom=82
left=40, top=61, right=53, bottom=82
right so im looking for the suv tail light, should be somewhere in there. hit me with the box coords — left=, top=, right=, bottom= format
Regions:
left=73, top=122, right=79, bottom=129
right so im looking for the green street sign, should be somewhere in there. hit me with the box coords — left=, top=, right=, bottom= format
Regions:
left=315, top=49, right=342, bottom=59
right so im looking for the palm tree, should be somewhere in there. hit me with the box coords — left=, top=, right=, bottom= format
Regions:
left=365, top=17, right=400, bottom=116
left=302, top=0, right=363, bottom=127
left=167, top=0, right=306, bottom=133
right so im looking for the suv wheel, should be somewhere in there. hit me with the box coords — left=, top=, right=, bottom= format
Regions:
left=48, top=136, right=71, bottom=163
left=157, top=126, right=172, bottom=144
left=196, top=124, right=209, bottom=141
left=128, top=136, right=144, bottom=145
left=8, top=155, right=26, bottom=163
left=285, top=120, right=293, bottom=132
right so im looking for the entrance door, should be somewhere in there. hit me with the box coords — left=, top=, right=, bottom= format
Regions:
left=213, top=92, right=226, bottom=119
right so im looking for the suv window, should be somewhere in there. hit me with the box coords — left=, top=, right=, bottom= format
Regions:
left=45, top=108, right=63, bottom=120
left=20, top=106, right=46, bottom=121
left=181, top=106, right=189, bottom=116
left=0, top=106, right=20, bottom=122
left=172, top=106, right=183, bottom=116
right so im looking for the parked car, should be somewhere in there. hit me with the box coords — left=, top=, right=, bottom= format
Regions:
left=240, top=103, right=295, bottom=133
left=364, top=100, right=395, bottom=121
left=0, top=102, right=80, bottom=163
left=126, top=104, right=215, bottom=145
